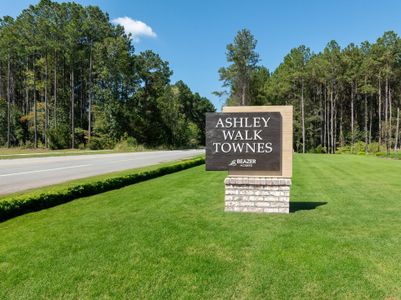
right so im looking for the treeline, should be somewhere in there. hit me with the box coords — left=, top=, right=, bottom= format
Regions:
left=219, top=29, right=401, bottom=153
left=0, top=0, right=215, bottom=149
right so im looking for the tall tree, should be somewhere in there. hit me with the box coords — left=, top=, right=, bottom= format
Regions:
left=0, top=16, right=15, bottom=147
left=217, top=29, right=259, bottom=106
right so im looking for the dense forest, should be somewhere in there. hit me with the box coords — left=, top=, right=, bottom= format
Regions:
left=2, top=1, right=401, bottom=154
left=219, top=29, right=401, bottom=154
left=0, top=0, right=215, bottom=149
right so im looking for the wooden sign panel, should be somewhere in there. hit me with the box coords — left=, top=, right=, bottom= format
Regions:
left=206, top=112, right=282, bottom=171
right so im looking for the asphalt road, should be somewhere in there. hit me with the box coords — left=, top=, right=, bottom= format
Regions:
left=0, top=150, right=204, bottom=195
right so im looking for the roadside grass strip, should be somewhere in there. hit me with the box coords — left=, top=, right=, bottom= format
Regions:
left=0, top=157, right=204, bottom=222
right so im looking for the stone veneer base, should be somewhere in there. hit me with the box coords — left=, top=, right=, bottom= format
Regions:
left=224, top=177, right=291, bottom=214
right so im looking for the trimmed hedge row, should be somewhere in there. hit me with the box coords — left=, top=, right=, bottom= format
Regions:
left=0, top=157, right=205, bottom=222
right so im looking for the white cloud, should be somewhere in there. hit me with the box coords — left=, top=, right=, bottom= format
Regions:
left=112, top=17, right=156, bottom=42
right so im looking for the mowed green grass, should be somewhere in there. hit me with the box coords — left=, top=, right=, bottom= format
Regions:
left=0, top=155, right=400, bottom=299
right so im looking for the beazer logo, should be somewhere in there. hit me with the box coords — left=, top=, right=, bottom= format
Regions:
left=228, top=159, right=256, bottom=168
left=228, top=160, right=237, bottom=166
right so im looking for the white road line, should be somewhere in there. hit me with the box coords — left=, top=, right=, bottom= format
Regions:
left=0, top=164, right=92, bottom=177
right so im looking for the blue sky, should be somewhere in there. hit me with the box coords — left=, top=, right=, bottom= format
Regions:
left=3, top=0, right=401, bottom=110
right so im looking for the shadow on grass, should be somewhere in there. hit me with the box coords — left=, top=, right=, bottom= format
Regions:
left=290, top=201, right=327, bottom=213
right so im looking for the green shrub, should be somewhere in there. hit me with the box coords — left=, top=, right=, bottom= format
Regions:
left=23, top=140, right=34, bottom=149
left=114, top=133, right=138, bottom=151
left=47, top=125, right=70, bottom=149
left=87, top=134, right=115, bottom=150
left=336, top=145, right=351, bottom=154
left=0, top=157, right=205, bottom=222
left=314, top=144, right=327, bottom=154
left=87, top=136, right=104, bottom=150
left=389, top=152, right=401, bottom=159
left=373, top=151, right=401, bottom=160
left=73, top=127, right=87, bottom=148
left=186, top=122, right=200, bottom=148
left=352, top=141, right=366, bottom=154
left=368, top=142, right=380, bottom=153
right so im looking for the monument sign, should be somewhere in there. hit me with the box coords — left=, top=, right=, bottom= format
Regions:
left=206, top=106, right=293, bottom=214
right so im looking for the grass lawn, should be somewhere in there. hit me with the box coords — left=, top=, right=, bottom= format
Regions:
left=1, top=154, right=400, bottom=299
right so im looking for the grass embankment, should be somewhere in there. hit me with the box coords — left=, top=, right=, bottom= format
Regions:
left=1, top=154, right=401, bottom=298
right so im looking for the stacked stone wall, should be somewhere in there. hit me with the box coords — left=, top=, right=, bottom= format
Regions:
left=224, top=177, right=291, bottom=213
